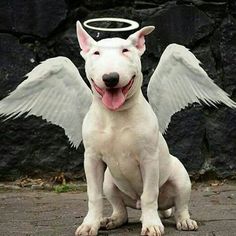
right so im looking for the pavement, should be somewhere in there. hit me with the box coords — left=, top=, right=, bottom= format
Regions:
left=0, top=181, right=236, bottom=236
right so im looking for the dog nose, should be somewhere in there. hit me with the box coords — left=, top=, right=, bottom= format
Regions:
left=102, top=72, right=119, bottom=88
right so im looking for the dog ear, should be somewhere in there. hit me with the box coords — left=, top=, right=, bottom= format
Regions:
left=127, top=26, right=155, bottom=56
left=76, top=21, right=96, bottom=56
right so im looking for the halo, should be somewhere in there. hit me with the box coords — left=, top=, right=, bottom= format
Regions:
left=83, top=18, right=139, bottom=32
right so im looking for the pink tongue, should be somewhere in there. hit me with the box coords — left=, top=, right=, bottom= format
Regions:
left=102, top=88, right=125, bottom=110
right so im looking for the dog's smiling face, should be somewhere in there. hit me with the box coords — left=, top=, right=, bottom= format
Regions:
left=84, top=38, right=140, bottom=111
left=76, top=21, right=154, bottom=111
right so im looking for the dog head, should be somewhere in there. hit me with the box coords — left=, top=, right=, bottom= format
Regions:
left=76, top=21, right=154, bottom=111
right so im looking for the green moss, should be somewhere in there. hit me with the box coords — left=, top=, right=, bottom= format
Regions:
left=53, top=183, right=87, bottom=193
left=53, top=183, right=79, bottom=193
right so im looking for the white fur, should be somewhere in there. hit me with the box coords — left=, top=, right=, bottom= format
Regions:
left=75, top=23, right=198, bottom=236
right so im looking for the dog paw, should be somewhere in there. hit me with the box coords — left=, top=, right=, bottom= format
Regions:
left=176, top=218, right=198, bottom=231
left=75, top=223, right=99, bottom=236
left=100, top=214, right=128, bottom=229
left=141, top=224, right=164, bottom=236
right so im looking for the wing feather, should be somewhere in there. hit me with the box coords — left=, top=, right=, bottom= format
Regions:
left=147, top=44, right=236, bottom=133
left=0, top=56, right=92, bottom=148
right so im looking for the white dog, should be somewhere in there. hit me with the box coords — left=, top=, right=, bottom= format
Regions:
left=0, top=21, right=235, bottom=236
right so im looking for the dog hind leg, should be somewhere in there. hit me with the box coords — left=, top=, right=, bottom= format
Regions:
left=159, top=208, right=173, bottom=219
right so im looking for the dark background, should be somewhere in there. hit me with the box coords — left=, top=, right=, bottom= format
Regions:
left=0, top=0, right=235, bottom=180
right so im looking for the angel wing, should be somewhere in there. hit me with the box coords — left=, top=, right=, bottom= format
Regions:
left=0, top=56, right=92, bottom=148
left=147, top=44, right=236, bottom=133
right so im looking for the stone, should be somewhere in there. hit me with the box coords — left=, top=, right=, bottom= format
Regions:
left=229, top=0, right=236, bottom=18
left=31, top=184, right=44, bottom=190
left=0, top=0, right=67, bottom=38
left=0, top=33, right=36, bottom=98
left=143, top=4, right=214, bottom=57
left=53, top=27, right=84, bottom=68
left=0, top=116, right=85, bottom=180
left=216, top=16, right=236, bottom=96
left=177, top=0, right=228, bottom=25
left=83, top=0, right=134, bottom=10
left=206, top=107, right=236, bottom=178
left=164, top=106, right=206, bottom=174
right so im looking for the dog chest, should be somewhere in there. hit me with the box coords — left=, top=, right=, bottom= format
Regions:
left=87, top=125, right=138, bottom=155
left=103, top=150, right=144, bottom=198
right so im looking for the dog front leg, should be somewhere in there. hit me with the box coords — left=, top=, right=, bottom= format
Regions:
left=75, top=150, right=105, bottom=236
left=140, top=152, right=164, bottom=236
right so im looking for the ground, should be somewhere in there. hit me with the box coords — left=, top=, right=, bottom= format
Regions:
left=0, top=181, right=235, bottom=236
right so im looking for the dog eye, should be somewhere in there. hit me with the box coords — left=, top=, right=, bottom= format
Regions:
left=122, top=48, right=129, bottom=53
left=93, top=51, right=100, bottom=55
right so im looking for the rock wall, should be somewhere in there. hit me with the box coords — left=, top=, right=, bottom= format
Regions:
left=0, top=0, right=235, bottom=180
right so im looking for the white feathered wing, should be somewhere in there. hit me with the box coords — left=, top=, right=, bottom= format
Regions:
left=147, top=44, right=236, bottom=133
left=0, top=56, right=92, bottom=148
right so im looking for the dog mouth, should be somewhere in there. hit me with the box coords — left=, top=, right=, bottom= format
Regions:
left=92, top=76, right=135, bottom=110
